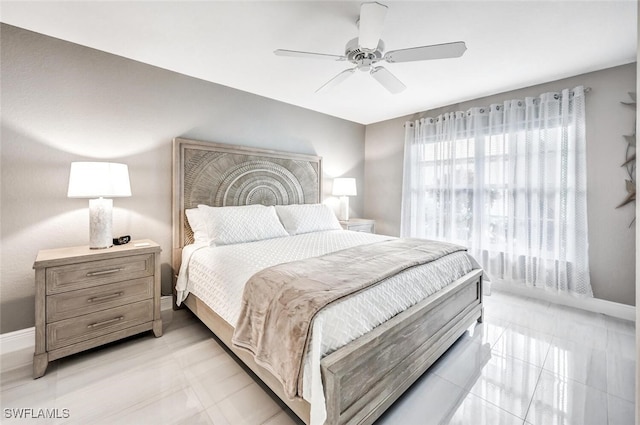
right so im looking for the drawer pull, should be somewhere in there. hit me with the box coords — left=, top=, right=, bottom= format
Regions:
left=87, top=316, right=124, bottom=328
left=87, top=292, right=124, bottom=303
left=86, top=268, right=123, bottom=277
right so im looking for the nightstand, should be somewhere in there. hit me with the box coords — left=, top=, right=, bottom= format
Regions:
left=340, top=218, right=376, bottom=233
left=32, top=239, right=162, bottom=378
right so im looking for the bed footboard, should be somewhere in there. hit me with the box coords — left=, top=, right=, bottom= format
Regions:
left=321, top=269, right=483, bottom=425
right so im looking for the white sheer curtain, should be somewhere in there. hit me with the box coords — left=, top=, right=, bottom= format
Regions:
left=401, top=86, right=592, bottom=297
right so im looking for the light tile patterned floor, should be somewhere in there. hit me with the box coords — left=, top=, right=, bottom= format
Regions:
left=0, top=291, right=635, bottom=425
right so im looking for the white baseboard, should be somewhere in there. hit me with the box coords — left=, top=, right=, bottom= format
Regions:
left=0, top=327, right=35, bottom=354
left=491, top=281, right=636, bottom=322
left=0, top=327, right=35, bottom=372
left=0, top=296, right=174, bottom=373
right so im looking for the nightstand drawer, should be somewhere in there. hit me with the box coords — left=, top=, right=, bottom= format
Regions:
left=340, top=219, right=375, bottom=233
left=349, top=224, right=374, bottom=232
left=46, top=254, right=154, bottom=294
left=46, top=277, right=154, bottom=322
left=46, top=299, right=154, bottom=351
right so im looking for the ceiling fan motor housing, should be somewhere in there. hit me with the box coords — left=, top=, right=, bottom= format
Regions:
left=345, top=37, right=384, bottom=71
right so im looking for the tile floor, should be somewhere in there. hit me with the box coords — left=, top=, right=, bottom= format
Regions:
left=0, top=291, right=636, bottom=425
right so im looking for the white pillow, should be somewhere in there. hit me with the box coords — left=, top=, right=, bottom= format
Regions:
left=275, top=204, right=342, bottom=235
left=185, top=207, right=210, bottom=244
left=197, top=204, right=289, bottom=246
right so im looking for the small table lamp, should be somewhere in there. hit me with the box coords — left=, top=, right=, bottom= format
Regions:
left=67, top=162, right=132, bottom=249
left=332, top=177, right=357, bottom=221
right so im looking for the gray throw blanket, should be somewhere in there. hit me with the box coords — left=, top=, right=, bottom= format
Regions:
left=231, top=238, right=466, bottom=399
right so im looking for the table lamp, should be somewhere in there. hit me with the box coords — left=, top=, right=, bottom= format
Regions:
left=67, top=162, right=132, bottom=249
left=332, top=177, right=357, bottom=221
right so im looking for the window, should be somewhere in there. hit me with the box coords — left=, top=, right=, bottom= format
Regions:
left=401, top=88, right=591, bottom=296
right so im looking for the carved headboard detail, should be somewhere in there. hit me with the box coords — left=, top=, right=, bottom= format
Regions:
left=172, top=137, right=322, bottom=273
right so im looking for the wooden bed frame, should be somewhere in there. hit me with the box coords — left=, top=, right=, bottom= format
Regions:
left=171, top=137, right=484, bottom=425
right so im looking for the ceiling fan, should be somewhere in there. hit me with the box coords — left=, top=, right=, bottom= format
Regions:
left=274, top=1, right=467, bottom=94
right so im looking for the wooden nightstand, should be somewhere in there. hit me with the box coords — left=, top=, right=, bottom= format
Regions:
left=340, top=218, right=376, bottom=233
left=32, top=239, right=162, bottom=378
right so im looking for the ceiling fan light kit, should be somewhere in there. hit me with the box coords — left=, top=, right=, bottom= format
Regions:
left=274, top=1, right=467, bottom=94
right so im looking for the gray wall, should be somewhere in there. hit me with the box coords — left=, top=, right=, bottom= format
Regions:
left=365, top=63, right=637, bottom=306
left=0, top=24, right=366, bottom=333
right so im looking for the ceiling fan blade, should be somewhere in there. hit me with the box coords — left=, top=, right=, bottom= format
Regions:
left=370, top=66, right=406, bottom=94
left=315, top=68, right=356, bottom=93
left=358, top=2, right=388, bottom=51
left=274, top=49, right=346, bottom=61
left=384, top=41, right=467, bottom=63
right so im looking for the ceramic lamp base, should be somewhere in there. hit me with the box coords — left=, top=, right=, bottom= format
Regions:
left=338, top=196, right=350, bottom=221
left=89, top=198, right=113, bottom=249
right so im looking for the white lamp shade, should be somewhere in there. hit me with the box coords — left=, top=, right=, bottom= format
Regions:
left=332, top=178, right=357, bottom=197
left=68, top=162, right=132, bottom=198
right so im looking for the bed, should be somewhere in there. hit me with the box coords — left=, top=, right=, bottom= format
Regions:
left=171, top=137, right=484, bottom=425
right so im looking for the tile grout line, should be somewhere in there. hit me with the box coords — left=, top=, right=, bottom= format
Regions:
left=520, top=333, right=552, bottom=425
left=604, top=338, right=612, bottom=425
left=521, top=364, right=545, bottom=424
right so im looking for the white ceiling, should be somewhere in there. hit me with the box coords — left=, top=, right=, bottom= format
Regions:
left=1, top=1, right=637, bottom=125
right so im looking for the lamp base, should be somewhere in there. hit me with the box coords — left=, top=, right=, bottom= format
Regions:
left=338, top=196, right=350, bottom=221
left=89, top=198, right=113, bottom=249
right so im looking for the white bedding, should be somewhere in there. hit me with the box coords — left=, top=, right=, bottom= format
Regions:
left=176, top=230, right=475, bottom=425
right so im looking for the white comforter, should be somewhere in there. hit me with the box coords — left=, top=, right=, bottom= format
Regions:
left=176, top=230, right=475, bottom=425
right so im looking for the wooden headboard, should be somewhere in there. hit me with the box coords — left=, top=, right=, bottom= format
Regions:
left=172, top=137, right=322, bottom=274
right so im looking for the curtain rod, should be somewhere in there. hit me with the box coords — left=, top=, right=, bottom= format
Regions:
left=404, top=87, right=593, bottom=127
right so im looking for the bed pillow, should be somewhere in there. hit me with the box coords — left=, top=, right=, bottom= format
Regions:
left=197, top=204, right=289, bottom=246
left=185, top=207, right=210, bottom=244
left=275, top=203, right=342, bottom=235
